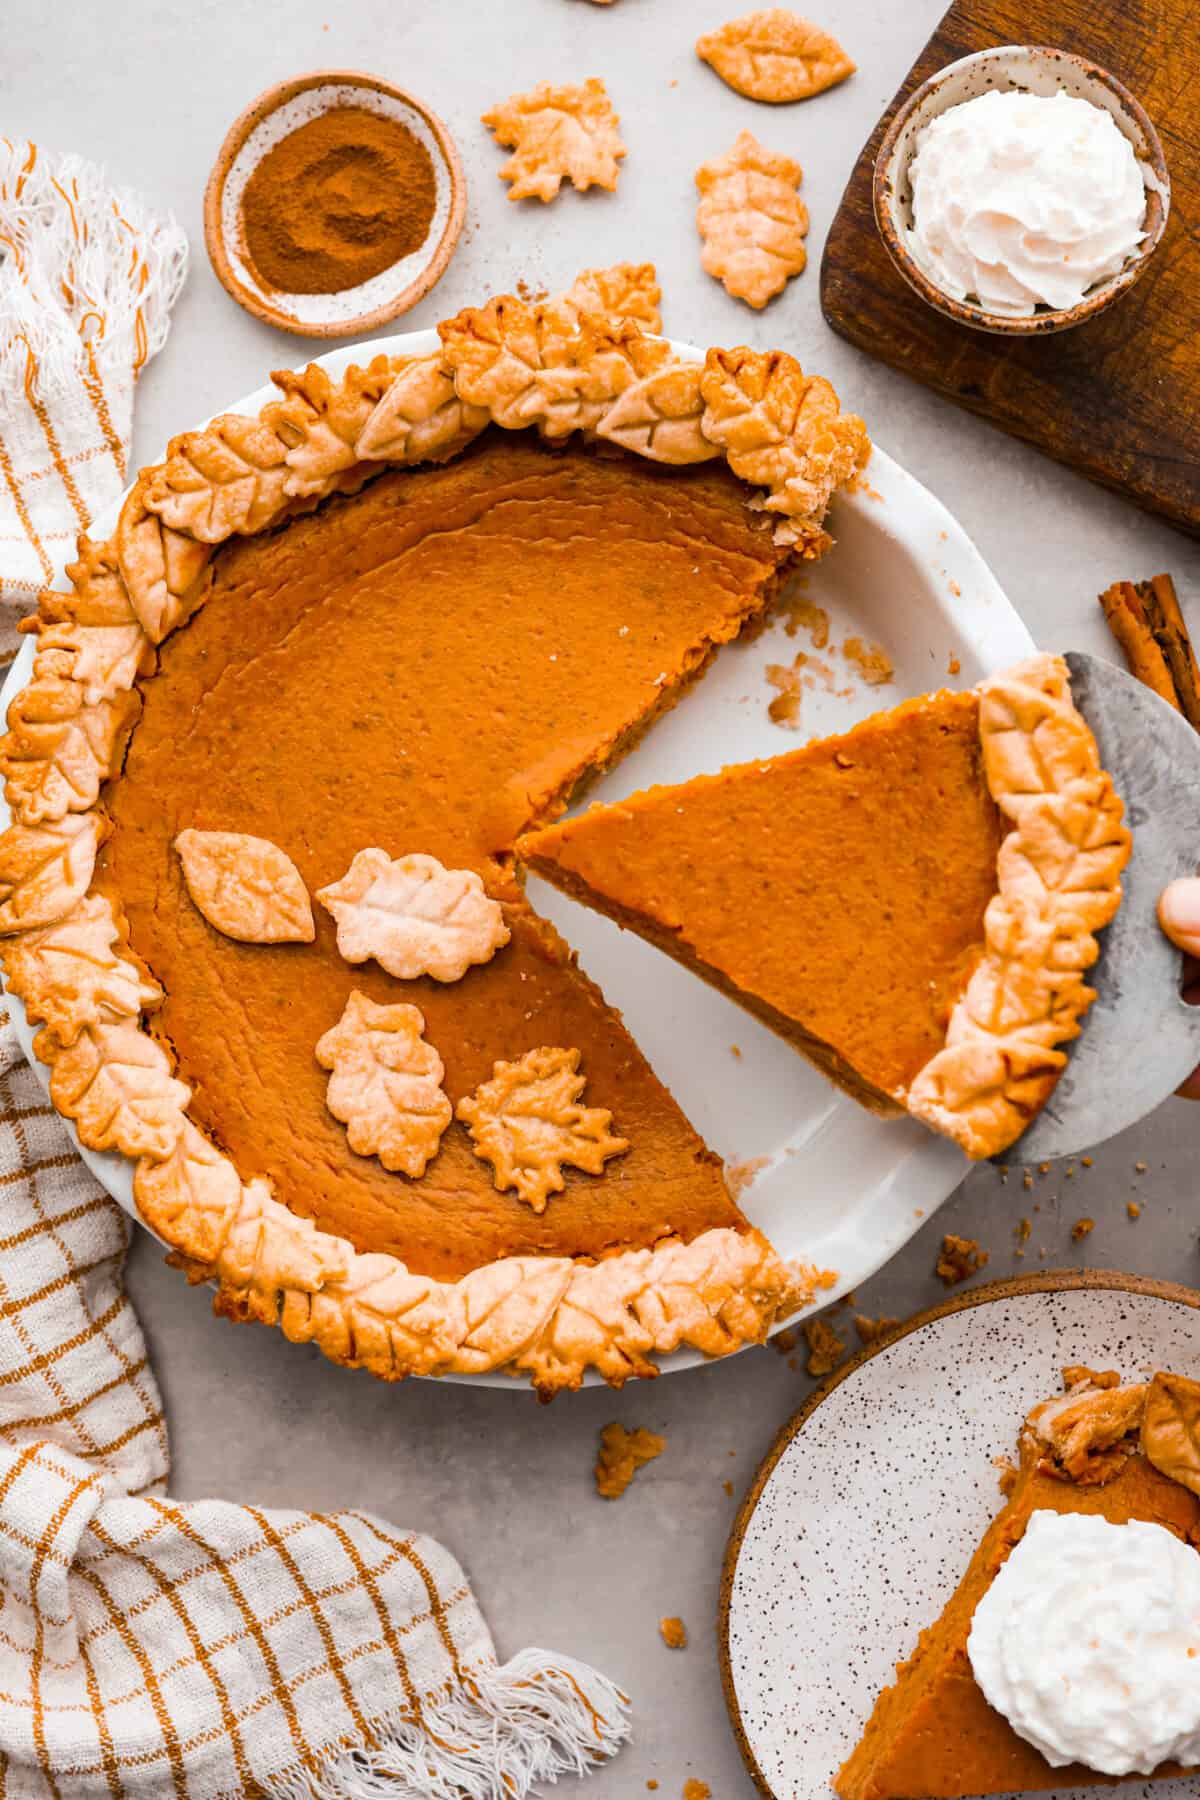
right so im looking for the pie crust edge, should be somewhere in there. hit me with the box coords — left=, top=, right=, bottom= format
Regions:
left=0, top=292, right=865, bottom=1393
left=906, top=654, right=1131, bottom=1158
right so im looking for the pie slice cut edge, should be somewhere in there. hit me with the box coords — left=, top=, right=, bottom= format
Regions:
left=519, top=661, right=1131, bottom=1159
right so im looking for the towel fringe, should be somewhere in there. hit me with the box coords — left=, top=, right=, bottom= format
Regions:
left=269, top=1648, right=631, bottom=1800
left=0, top=139, right=187, bottom=402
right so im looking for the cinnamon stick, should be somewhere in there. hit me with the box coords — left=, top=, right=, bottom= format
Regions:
left=1098, top=574, right=1200, bottom=731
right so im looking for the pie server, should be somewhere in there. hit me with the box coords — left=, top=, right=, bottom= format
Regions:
left=1003, top=650, right=1200, bottom=1165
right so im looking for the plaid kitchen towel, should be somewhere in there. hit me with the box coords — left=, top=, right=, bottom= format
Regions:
left=0, top=138, right=187, bottom=657
left=0, top=1018, right=629, bottom=1797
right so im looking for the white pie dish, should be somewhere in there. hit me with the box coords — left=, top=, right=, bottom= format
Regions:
left=0, top=329, right=1035, bottom=1389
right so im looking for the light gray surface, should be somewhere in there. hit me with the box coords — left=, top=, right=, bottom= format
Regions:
left=5, top=2, right=1200, bottom=1794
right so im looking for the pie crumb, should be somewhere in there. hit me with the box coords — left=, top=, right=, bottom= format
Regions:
left=948, top=653, right=961, bottom=675
left=683, top=1784, right=711, bottom=1800
left=1081, top=1155, right=1093, bottom=1167
left=854, top=1312, right=900, bottom=1346
left=1135, top=1160, right=1148, bottom=1173
left=595, top=1423, right=665, bottom=1498
left=659, top=1616, right=687, bottom=1649
left=802, top=1316, right=847, bottom=1376
left=779, top=593, right=830, bottom=647
left=1015, top=1217, right=1031, bottom=1243
left=1128, top=1201, right=1141, bottom=1219
left=843, top=635, right=894, bottom=686
left=766, top=660, right=804, bottom=728
left=648, top=1784, right=659, bottom=1793
left=723, top=1480, right=734, bottom=1497
left=725, top=1154, right=769, bottom=1200
left=935, top=1233, right=989, bottom=1286
left=1070, top=1217, right=1095, bottom=1242
left=1063, top=1365, right=1121, bottom=1390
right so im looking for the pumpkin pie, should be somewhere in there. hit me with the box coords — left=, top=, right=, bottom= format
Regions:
left=519, top=669, right=1130, bottom=1158
left=836, top=1368, right=1200, bottom=1798
left=0, top=291, right=867, bottom=1393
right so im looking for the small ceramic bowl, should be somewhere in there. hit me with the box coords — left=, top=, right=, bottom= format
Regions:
left=873, top=45, right=1170, bottom=336
left=205, top=70, right=466, bottom=338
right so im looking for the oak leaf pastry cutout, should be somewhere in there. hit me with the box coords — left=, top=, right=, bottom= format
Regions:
left=457, top=1046, right=629, bottom=1212
left=316, top=849, right=510, bottom=983
left=0, top=893, right=162, bottom=1046
left=562, top=263, right=663, bottom=335
left=1141, top=1371, right=1200, bottom=1497
left=695, top=130, right=809, bottom=309
left=696, top=10, right=855, bottom=103
left=482, top=78, right=626, bottom=202
left=315, top=990, right=452, bottom=1178
left=174, top=830, right=315, bottom=945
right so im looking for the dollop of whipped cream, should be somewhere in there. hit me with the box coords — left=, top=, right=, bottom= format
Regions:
left=968, top=1510, right=1200, bottom=1775
left=905, top=89, right=1148, bottom=315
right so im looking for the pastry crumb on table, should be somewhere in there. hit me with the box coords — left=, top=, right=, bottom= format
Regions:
left=594, top=1423, right=665, bottom=1499
left=659, top=1616, right=687, bottom=1649
left=935, top=1233, right=989, bottom=1286
left=682, top=1782, right=711, bottom=1800
left=1128, top=1201, right=1142, bottom=1219
left=854, top=1312, right=900, bottom=1345
left=803, top=1316, right=848, bottom=1376
left=1071, top=1217, right=1096, bottom=1242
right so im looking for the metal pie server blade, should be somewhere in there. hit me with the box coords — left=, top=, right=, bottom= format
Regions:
left=1002, top=650, right=1200, bottom=1165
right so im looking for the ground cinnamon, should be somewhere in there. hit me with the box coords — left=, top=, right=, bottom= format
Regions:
left=241, top=105, right=437, bottom=295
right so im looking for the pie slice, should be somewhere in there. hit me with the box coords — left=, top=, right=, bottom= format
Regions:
left=0, top=292, right=868, bottom=1393
left=836, top=1370, right=1200, bottom=1799
left=518, top=665, right=1130, bottom=1159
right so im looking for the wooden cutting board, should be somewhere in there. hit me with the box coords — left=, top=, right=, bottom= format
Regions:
left=819, top=0, right=1198, bottom=534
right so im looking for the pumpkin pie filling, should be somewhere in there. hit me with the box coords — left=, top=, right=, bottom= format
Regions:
left=96, top=432, right=793, bottom=1279
left=521, top=692, right=1006, bottom=1111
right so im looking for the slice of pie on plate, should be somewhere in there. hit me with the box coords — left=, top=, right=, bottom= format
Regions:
left=836, top=1368, right=1200, bottom=1798
left=519, top=668, right=1130, bottom=1159
left=0, top=291, right=868, bottom=1394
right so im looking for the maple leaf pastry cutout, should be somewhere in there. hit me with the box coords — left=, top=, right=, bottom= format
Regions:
left=174, top=830, right=314, bottom=944
left=481, top=78, right=626, bottom=202
left=315, top=990, right=451, bottom=1177
left=315, top=850, right=509, bottom=983
left=695, top=130, right=809, bottom=309
left=696, top=10, right=855, bottom=103
left=456, top=1046, right=629, bottom=1212
left=560, top=263, right=663, bottom=334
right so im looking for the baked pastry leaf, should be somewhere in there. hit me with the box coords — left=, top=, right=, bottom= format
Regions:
left=1142, top=1371, right=1200, bottom=1497
left=562, top=262, right=663, bottom=334
left=482, top=78, right=626, bottom=202
left=315, top=991, right=452, bottom=1178
left=695, top=130, right=809, bottom=309
left=175, top=829, right=315, bottom=945
left=316, top=849, right=510, bottom=983
left=457, top=1046, right=629, bottom=1213
left=697, top=10, right=855, bottom=103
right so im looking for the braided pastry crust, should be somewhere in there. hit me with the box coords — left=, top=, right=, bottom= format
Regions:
left=0, top=289, right=863, bottom=1391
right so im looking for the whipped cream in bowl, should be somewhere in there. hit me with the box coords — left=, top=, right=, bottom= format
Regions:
left=873, top=45, right=1170, bottom=335
left=968, top=1510, right=1200, bottom=1776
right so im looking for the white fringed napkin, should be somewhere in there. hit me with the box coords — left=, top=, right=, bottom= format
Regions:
left=0, top=138, right=187, bottom=656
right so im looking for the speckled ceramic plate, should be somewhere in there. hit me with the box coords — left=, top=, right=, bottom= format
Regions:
left=720, top=1273, right=1200, bottom=1800
left=0, top=332, right=1034, bottom=1387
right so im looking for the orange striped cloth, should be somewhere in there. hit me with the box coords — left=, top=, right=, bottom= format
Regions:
left=0, top=1018, right=630, bottom=1796
left=0, top=138, right=187, bottom=659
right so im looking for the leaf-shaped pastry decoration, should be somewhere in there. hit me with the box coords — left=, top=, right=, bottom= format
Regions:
left=33, top=619, right=152, bottom=707
left=482, top=78, right=626, bottom=203
left=354, top=354, right=489, bottom=464
left=134, top=1119, right=242, bottom=1261
left=315, top=990, right=451, bottom=1177
left=596, top=361, right=719, bottom=464
left=695, top=131, right=809, bottom=310
left=1141, top=1371, right=1200, bottom=1497
left=561, top=263, right=663, bottom=334
left=697, top=10, right=856, bottom=103
left=144, top=412, right=290, bottom=542
left=0, top=892, right=162, bottom=1045
left=0, top=813, right=107, bottom=933
left=40, top=1017, right=191, bottom=1162
left=699, top=345, right=869, bottom=529
left=175, top=830, right=315, bottom=944
left=457, top=1046, right=629, bottom=1213
left=1, top=679, right=140, bottom=825
left=316, top=849, right=509, bottom=983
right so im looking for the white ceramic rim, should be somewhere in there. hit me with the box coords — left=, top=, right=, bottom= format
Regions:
left=0, top=330, right=1035, bottom=1388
